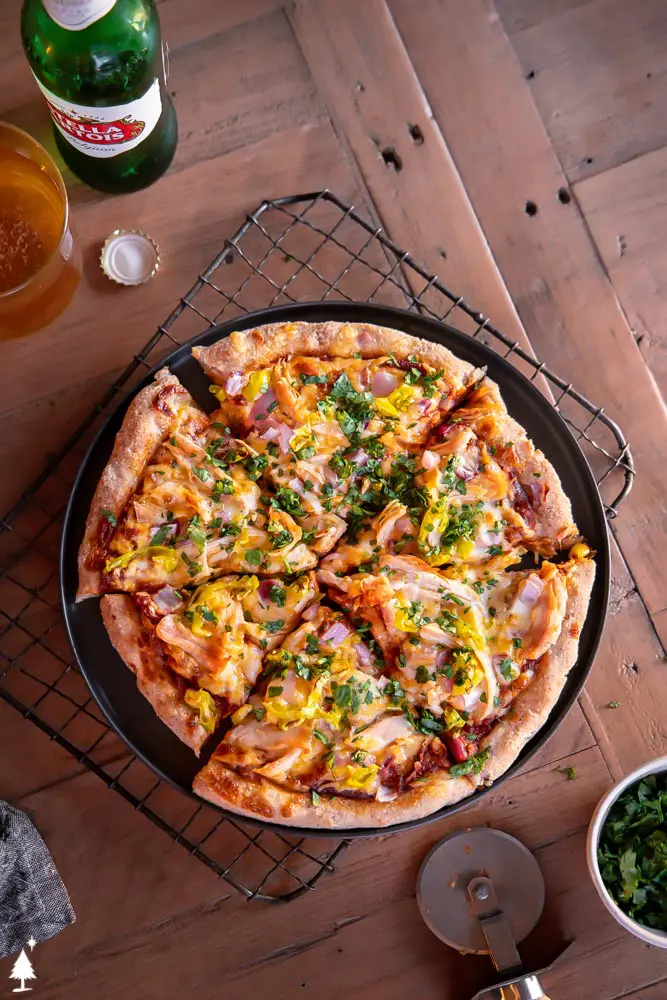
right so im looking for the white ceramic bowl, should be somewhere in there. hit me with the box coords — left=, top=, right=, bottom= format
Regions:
left=587, top=756, right=667, bottom=948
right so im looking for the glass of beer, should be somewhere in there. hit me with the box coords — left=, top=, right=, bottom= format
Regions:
left=0, top=122, right=81, bottom=339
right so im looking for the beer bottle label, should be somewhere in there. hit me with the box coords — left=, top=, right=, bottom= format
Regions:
left=42, top=0, right=117, bottom=30
left=33, top=77, right=163, bottom=159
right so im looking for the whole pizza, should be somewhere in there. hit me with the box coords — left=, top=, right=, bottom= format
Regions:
left=77, top=320, right=595, bottom=829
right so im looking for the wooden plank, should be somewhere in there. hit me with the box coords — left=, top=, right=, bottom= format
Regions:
left=390, top=0, right=667, bottom=623
left=576, top=537, right=667, bottom=781
left=17, top=743, right=610, bottom=999
left=574, top=145, right=667, bottom=403
left=0, top=699, right=124, bottom=800
left=501, top=0, right=667, bottom=184
left=495, top=0, right=590, bottom=34
left=287, top=0, right=533, bottom=354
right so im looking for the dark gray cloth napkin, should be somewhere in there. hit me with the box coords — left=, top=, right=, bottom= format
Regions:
left=0, top=802, right=75, bottom=958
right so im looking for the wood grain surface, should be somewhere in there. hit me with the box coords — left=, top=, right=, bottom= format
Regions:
left=1, top=1, right=666, bottom=998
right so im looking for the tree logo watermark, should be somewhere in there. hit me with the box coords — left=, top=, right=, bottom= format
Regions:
left=9, top=940, right=37, bottom=993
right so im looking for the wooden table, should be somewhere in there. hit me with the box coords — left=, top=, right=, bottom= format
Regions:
left=2, top=1, right=666, bottom=997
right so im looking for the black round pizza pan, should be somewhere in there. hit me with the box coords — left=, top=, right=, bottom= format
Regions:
left=61, top=301, right=610, bottom=838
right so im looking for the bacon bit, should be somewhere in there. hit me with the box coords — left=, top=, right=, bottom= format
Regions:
left=379, top=755, right=403, bottom=793
left=153, top=384, right=187, bottom=414
left=408, top=737, right=450, bottom=782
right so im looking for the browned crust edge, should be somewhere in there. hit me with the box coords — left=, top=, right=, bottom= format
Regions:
left=192, top=759, right=475, bottom=829
left=192, top=320, right=478, bottom=394
left=100, top=595, right=210, bottom=755
left=76, top=369, right=202, bottom=601
left=476, top=559, right=596, bottom=783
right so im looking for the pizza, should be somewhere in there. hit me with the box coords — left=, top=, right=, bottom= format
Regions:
left=77, top=320, right=595, bottom=829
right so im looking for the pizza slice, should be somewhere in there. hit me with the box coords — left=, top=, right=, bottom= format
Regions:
left=318, top=550, right=594, bottom=783
left=320, top=377, right=578, bottom=575
left=77, top=369, right=319, bottom=600
left=193, top=603, right=481, bottom=826
left=193, top=321, right=479, bottom=557
left=101, top=572, right=318, bottom=754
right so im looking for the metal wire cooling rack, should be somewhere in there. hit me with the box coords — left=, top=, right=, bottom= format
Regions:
left=0, top=191, right=634, bottom=903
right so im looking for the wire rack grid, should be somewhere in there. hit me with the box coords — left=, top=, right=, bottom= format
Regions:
left=0, top=190, right=634, bottom=903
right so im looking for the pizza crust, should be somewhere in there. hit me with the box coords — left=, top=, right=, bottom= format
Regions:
left=193, top=320, right=478, bottom=395
left=101, top=595, right=211, bottom=755
left=77, top=369, right=205, bottom=601
left=192, top=758, right=475, bottom=829
left=475, top=559, right=596, bottom=784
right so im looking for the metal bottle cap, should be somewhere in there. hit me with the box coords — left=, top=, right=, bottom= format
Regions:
left=100, top=229, right=160, bottom=286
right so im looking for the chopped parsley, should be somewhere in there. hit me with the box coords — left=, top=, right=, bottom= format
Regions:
left=150, top=524, right=172, bottom=546
left=193, top=467, right=210, bottom=483
left=268, top=584, right=286, bottom=607
left=560, top=766, right=577, bottom=781
left=181, top=552, right=201, bottom=577
left=499, top=658, right=515, bottom=682
left=597, top=773, right=667, bottom=930
left=449, top=749, right=490, bottom=777
left=244, top=548, right=262, bottom=566
left=261, top=619, right=285, bottom=634
left=186, top=514, right=207, bottom=552
left=268, top=685, right=283, bottom=697
left=305, top=634, right=320, bottom=655
left=100, top=507, right=117, bottom=526
left=271, top=487, right=305, bottom=518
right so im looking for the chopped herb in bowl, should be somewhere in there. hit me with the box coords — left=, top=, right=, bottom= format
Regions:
left=597, top=773, right=667, bottom=931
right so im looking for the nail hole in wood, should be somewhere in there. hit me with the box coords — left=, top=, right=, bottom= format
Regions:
left=381, top=147, right=403, bottom=171
left=558, top=187, right=571, bottom=205
left=408, top=123, right=424, bottom=145
left=439, top=248, right=447, bottom=260
left=585, top=156, right=593, bottom=165
left=525, top=200, right=538, bottom=217
left=526, top=70, right=535, bottom=80
left=647, top=71, right=652, bottom=79
left=356, top=80, right=365, bottom=92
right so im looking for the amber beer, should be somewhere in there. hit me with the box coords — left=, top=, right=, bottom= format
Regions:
left=0, top=123, right=81, bottom=339
left=21, top=0, right=178, bottom=194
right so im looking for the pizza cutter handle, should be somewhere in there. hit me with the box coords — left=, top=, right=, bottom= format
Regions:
left=472, top=976, right=552, bottom=999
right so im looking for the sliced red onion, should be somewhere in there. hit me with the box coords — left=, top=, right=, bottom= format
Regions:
left=395, top=516, right=413, bottom=535
left=258, top=579, right=279, bottom=602
left=529, top=481, right=545, bottom=505
left=376, top=675, right=389, bottom=690
left=438, top=394, right=452, bottom=411
left=348, top=448, right=368, bottom=465
left=288, top=478, right=305, bottom=494
left=260, top=418, right=292, bottom=454
left=224, top=371, right=246, bottom=396
left=302, top=602, right=321, bottom=622
left=321, top=621, right=351, bottom=644
left=153, top=586, right=183, bottom=613
left=417, top=397, right=432, bottom=415
left=370, top=370, right=399, bottom=397
left=250, top=388, right=276, bottom=423
left=354, top=641, right=372, bottom=667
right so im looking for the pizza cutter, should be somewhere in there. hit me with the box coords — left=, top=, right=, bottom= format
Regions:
left=417, top=828, right=572, bottom=1000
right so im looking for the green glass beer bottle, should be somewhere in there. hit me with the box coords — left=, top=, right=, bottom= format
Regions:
left=21, top=0, right=178, bottom=194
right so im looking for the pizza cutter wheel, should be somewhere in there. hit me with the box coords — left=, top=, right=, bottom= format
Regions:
left=417, top=827, right=571, bottom=1000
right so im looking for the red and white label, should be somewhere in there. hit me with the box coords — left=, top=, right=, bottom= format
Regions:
left=43, top=0, right=117, bottom=30
left=33, top=77, right=162, bottom=159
